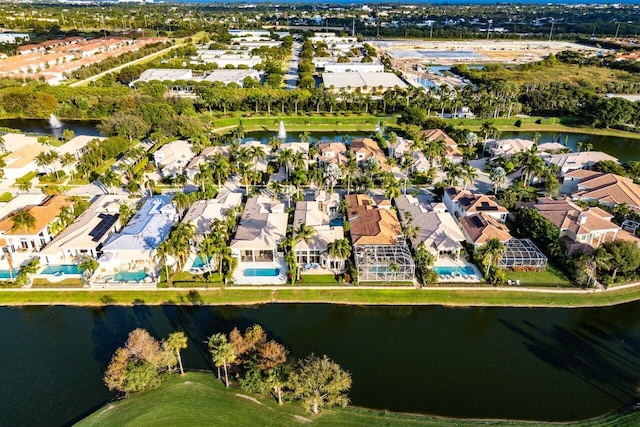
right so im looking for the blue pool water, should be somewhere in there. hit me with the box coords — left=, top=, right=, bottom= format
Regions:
left=369, top=266, right=391, bottom=273
left=0, top=269, right=18, bottom=280
left=41, top=265, right=82, bottom=275
left=114, top=271, right=148, bottom=282
left=433, top=266, right=476, bottom=276
left=192, top=255, right=211, bottom=268
left=244, top=268, right=280, bottom=277
left=330, top=218, right=344, bottom=227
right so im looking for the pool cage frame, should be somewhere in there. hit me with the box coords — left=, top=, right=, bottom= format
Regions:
left=497, top=238, right=548, bottom=270
left=354, top=240, right=415, bottom=283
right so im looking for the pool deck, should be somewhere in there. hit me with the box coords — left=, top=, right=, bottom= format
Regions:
left=433, top=257, right=482, bottom=283
left=233, top=261, right=288, bottom=285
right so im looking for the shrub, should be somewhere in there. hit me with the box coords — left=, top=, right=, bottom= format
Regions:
left=514, top=119, right=522, bottom=127
left=0, top=192, right=12, bottom=202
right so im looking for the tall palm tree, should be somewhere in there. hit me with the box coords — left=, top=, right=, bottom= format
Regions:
left=490, top=166, right=507, bottom=194
left=383, top=177, right=401, bottom=200
left=57, top=205, right=75, bottom=228
left=268, top=136, right=281, bottom=152
left=277, top=148, right=295, bottom=178
left=478, top=238, right=505, bottom=277
left=445, top=163, right=463, bottom=187
left=208, top=333, right=236, bottom=387
left=516, top=147, right=544, bottom=188
left=461, top=163, right=478, bottom=190
left=327, top=238, right=351, bottom=273
left=423, top=139, right=446, bottom=168
left=343, top=154, right=359, bottom=195
left=209, top=154, right=231, bottom=189
left=100, top=168, right=120, bottom=195
left=169, top=222, right=195, bottom=269
left=166, top=332, right=188, bottom=375
left=11, top=209, right=36, bottom=236
left=61, top=153, right=76, bottom=177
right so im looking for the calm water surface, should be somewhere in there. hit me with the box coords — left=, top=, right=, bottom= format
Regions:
left=1, top=303, right=640, bottom=426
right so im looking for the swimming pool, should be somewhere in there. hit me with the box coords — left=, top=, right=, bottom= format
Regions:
left=114, top=271, right=148, bottom=282
left=192, top=254, right=211, bottom=269
left=433, top=266, right=476, bottom=276
left=0, top=269, right=18, bottom=280
left=329, top=218, right=344, bottom=227
left=41, top=265, right=82, bottom=275
left=243, top=268, right=280, bottom=277
left=369, top=266, right=391, bottom=273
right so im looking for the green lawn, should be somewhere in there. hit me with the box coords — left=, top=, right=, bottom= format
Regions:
left=451, top=116, right=640, bottom=140
left=298, top=274, right=339, bottom=285
left=76, top=372, right=640, bottom=427
left=505, top=264, right=572, bottom=287
left=209, top=114, right=398, bottom=132
left=31, top=278, right=84, bottom=288
left=4, top=285, right=640, bottom=308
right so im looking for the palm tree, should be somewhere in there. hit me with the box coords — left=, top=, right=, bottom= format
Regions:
left=35, top=151, right=53, bottom=175
left=209, top=154, right=231, bottom=189
left=478, top=238, right=505, bottom=277
left=156, top=240, right=173, bottom=282
left=100, top=168, right=120, bottom=195
left=277, top=148, right=295, bottom=178
left=172, top=192, right=192, bottom=216
left=209, top=333, right=236, bottom=387
left=343, top=155, right=359, bottom=195
left=460, top=163, right=478, bottom=190
left=423, top=139, right=446, bottom=168
left=383, top=177, right=401, bottom=200
left=11, top=209, right=36, bottom=236
left=57, top=205, right=75, bottom=228
left=402, top=222, right=420, bottom=241
left=445, top=163, right=463, bottom=187
left=516, top=147, right=544, bottom=188
left=169, top=222, right=195, bottom=269
left=327, top=238, right=351, bottom=273
left=268, top=136, right=281, bottom=152
left=78, top=256, right=99, bottom=278
left=490, top=166, right=507, bottom=194
left=166, top=332, right=188, bottom=375
left=17, top=180, right=32, bottom=193
left=61, top=153, right=76, bottom=177
left=48, top=151, right=60, bottom=179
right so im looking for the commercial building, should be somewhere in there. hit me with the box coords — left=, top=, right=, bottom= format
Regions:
left=322, top=71, right=407, bottom=93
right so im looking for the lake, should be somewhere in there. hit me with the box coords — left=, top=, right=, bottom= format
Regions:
left=2, top=118, right=638, bottom=163
left=500, top=130, right=640, bottom=163
left=1, top=303, right=640, bottom=427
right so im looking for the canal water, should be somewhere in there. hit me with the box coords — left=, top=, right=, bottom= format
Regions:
left=1, top=303, right=640, bottom=426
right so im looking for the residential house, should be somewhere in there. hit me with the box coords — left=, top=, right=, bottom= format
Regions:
left=230, top=196, right=288, bottom=284
left=55, top=135, right=103, bottom=161
left=394, top=195, right=465, bottom=259
left=99, top=195, right=178, bottom=269
left=529, top=197, right=622, bottom=254
left=1, top=133, right=39, bottom=153
left=182, top=192, right=243, bottom=238
left=458, top=213, right=513, bottom=247
left=543, top=151, right=618, bottom=175
left=317, top=142, right=348, bottom=167
left=185, top=146, right=230, bottom=181
left=570, top=172, right=640, bottom=212
left=241, top=140, right=271, bottom=172
left=4, top=143, right=48, bottom=181
left=389, top=137, right=412, bottom=159
left=293, top=200, right=345, bottom=273
left=443, top=187, right=509, bottom=222
left=40, top=195, right=126, bottom=265
left=153, top=140, right=195, bottom=178
left=421, top=129, right=463, bottom=165
left=314, top=190, right=341, bottom=219
left=0, top=196, right=71, bottom=260
left=486, top=138, right=535, bottom=159
left=345, top=194, right=414, bottom=283
left=350, top=138, right=389, bottom=171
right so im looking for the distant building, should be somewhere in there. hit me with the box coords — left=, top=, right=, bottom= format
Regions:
left=0, top=33, right=30, bottom=44
left=486, top=138, right=535, bottom=159
left=322, top=71, right=407, bottom=93
left=350, top=138, right=388, bottom=170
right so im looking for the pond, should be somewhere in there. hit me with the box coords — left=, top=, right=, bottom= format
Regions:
left=0, top=118, right=102, bottom=138
left=500, top=130, right=640, bottom=163
left=1, top=303, right=640, bottom=427
left=243, top=131, right=371, bottom=144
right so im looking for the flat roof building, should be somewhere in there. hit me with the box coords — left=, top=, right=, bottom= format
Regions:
left=322, top=71, right=407, bottom=93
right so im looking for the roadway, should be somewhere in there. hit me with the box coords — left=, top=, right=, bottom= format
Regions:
left=283, top=42, right=301, bottom=89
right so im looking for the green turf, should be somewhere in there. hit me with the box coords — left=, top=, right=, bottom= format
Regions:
left=505, top=264, right=572, bottom=287
left=76, top=372, right=640, bottom=427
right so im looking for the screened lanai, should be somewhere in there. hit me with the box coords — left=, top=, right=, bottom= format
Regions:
left=497, top=238, right=548, bottom=270
left=354, top=242, right=415, bottom=282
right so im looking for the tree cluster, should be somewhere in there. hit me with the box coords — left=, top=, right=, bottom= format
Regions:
left=104, top=329, right=188, bottom=395
left=208, top=324, right=351, bottom=415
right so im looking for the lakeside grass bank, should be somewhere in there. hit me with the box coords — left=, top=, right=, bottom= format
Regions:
left=3, top=284, right=640, bottom=308
left=76, top=371, right=640, bottom=427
